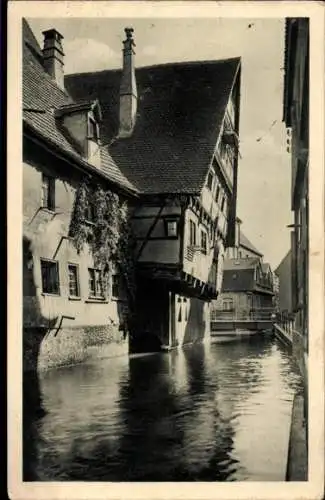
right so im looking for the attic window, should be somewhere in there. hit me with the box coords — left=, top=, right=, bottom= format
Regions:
left=88, top=117, right=99, bottom=142
left=206, top=170, right=214, bottom=191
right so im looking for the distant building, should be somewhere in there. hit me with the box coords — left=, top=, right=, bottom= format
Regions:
left=272, top=271, right=280, bottom=311
left=283, top=17, right=309, bottom=379
left=275, top=249, right=293, bottom=315
left=212, top=219, right=274, bottom=320
left=225, top=217, right=263, bottom=260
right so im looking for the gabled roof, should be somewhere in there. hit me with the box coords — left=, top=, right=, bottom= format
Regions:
left=239, top=231, right=263, bottom=257
left=65, top=57, right=241, bottom=195
left=222, top=257, right=273, bottom=293
left=223, top=257, right=260, bottom=271
left=222, top=259, right=257, bottom=292
left=275, top=249, right=291, bottom=274
left=23, top=20, right=138, bottom=194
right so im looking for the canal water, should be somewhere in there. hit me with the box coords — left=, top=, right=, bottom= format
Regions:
left=23, top=336, right=303, bottom=482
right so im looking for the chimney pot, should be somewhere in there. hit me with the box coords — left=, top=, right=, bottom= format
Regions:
left=42, top=28, right=65, bottom=90
left=119, top=27, right=137, bottom=137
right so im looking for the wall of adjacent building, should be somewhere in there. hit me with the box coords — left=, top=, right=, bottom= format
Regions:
left=23, top=140, right=129, bottom=372
left=285, top=18, right=309, bottom=381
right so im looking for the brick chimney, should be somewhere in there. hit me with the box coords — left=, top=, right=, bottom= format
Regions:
left=235, top=217, right=242, bottom=249
left=119, top=27, right=137, bottom=138
left=42, top=29, right=65, bottom=90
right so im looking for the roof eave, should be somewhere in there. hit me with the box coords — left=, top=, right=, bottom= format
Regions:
left=23, top=120, right=139, bottom=198
left=239, top=242, right=263, bottom=257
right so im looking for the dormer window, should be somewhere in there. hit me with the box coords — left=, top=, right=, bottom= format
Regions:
left=88, top=116, right=99, bottom=143
left=55, top=99, right=102, bottom=168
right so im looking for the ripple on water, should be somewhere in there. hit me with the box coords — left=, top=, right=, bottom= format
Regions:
left=24, top=337, right=303, bottom=481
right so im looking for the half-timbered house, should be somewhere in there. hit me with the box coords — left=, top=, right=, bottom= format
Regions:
left=66, top=28, right=242, bottom=350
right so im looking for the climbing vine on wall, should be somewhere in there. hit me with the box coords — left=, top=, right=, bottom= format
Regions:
left=69, top=180, right=136, bottom=313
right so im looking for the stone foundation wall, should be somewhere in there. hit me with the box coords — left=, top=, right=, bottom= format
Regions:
left=23, top=324, right=128, bottom=372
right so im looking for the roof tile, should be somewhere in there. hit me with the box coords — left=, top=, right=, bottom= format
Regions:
left=65, top=58, right=241, bottom=194
left=23, top=22, right=137, bottom=194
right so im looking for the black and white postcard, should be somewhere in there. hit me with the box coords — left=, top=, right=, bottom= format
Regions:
left=7, top=1, right=325, bottom=499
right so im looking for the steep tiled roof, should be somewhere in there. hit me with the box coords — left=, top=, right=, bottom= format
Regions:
left=65, top=57, right=241, bottom=194
left=23, top=20, right=138, bottom=194
left=23, top=18, right=43, bottom=61
left=223, top=257, right=260, bottom=271
left=239, top=231, right=263, bottom=257
left=222, top=267, right=255, bottom=292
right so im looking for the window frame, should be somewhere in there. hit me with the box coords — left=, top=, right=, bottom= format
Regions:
left=200, top=229, right=207, bottom=254
left=40, top=258, right=60, bottom=295
left=215, top=184, right=221, bottom=204
left=223, top=298, right=234, bottom=311
left=111, top=273, right=120, bottom=300
left=68, top=263, right=80, bottom=298
left=88, top=267, right=105, bottom=299
left=206, top=169, right=214, bottom=191
left=189, top=219, right=197, bottom=247
left=220, top=195, right=226, bottom=212
left=88, top=116, right=99, bottom=143
left=164, top=218, right=179, bottom=239
left=85, top=199, right=96, bottom=224
left=41, top=173, right=56, bottom=211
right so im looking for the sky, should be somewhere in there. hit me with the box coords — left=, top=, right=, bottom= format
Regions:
left=27, top=17, right=292, bottom=269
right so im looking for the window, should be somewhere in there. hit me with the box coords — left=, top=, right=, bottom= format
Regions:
left=223, top=298, right=233, bottom=311
left=68, top=264, right=80, bottom=297
left=165, top=219, right=178, bottom=238
left=41, top=174, right=55, bottom=211
left=111, top=274, right=119, bottom=299
left=88, top=268, right=104, bottom=298
left=178, top=304, right=182, bottom=322
left=200, top=230, right=207, bottom=254
left=88, top=117, right=99, bottom=142
left=41, top=259, right=60, bottom=295
left=189, top=220, right=196, bottom=246
left=215, top=184, right=221, bottom=204
left=85, top=200, right=96, bottom=223
left=220, top=196, right=226, bottom=212
left=206, top=170, right=214, bottom=191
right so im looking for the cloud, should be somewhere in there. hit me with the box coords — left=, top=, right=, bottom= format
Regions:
left=64, top=38, right=121, bottom=74
left=141, top=45, right=157, bottom=57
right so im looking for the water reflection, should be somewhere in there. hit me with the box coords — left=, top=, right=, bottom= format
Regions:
left=23, top=337, right=303, bottom=481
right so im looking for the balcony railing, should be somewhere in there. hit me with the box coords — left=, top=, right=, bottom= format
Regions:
left=211, top=307, right=275, bottom=322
